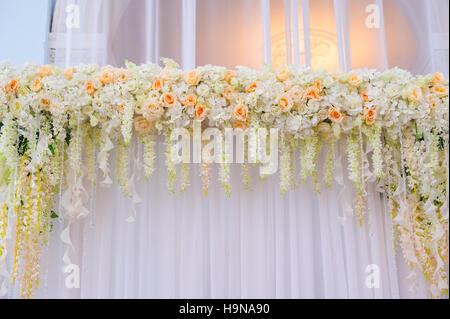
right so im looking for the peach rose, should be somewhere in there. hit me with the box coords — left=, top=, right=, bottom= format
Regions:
left=222, top=85, right=235, bottom=101
left=185, top=70, right=200, bottom=86
left=232, top=103, right=248, bottom=121
left=134, top=116, right=155, bottom=135
left=330, top=70, right=344, bottom=81
left=431, top=72, right=445, bottom=86
left=278, top=94, right=293, bottom=112
left=141, top=97, right=164, bottom=121
left=194, top=104, right=208, bottom=121
left=160, top=92, right=177, bottom=107
left=64, top=67, right=75, bottom=80
left=287, top=86, right=304, bottom=102
left=182, top=94, right=197, bottom=106
left=31, top=78, right=43, bottom=92
left=85, top=80, right=96, bottom=96
left=276, top=66, right=290, bottom=81
left=144, top=104, right=164, bottom=121
left=408, top=86, right=423, bottom=102
left=347, top=73, right=361, bottom=86
left=40, top=97, right=51, bottom=111
left=364, top=106, right=377, bottom=125
left=117, top=104, right=125, bottom=114
left=152, top=78, right=163, bottom=91
left=160, top=67, right=177, bottom=82
left=99, top=71, right=115, bottom=85
left=232, top=120, right=249, bottom=130
left=5, top=78, right=19, bottom=94
left=117, top=69, right=131, bottom=82
left=432, top=84, right=448, bottom=97
left=246, top=81, right=258, bottom=93
left=38, top=65, right=52, bottom=78
left=328, top=107, right=345, bottom=123
left=224, top=70, right=236, bottom=84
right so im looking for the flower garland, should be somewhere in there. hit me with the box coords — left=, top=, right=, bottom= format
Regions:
left=0, top=59, right=448, bottom=298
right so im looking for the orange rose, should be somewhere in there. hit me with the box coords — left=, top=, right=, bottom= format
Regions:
left=38, top=65, right=52, bottom=78
left=276, top=66, right=290, bottom=81
left=31, top=78, right=43, bottom=92
left=432, top=84, right=448, bottom=97
left=431, top=72, right=445, bottom=86
left=134, top=116, right=155, bottom=135
left=64, top=67, right=75, bottom=80
left=160, top=92, right=177, bottom=107
left=194, top=104, right=208, bottom=121
left=232, top=120, right=249, bottom=130
left=224, top=70, right=236, bottom=84
left=232, top=103, right=248, bottom=121
left=347, top=73, right=361, bottom=86
left=360, top=91, right=369, bottom=102
left=85, top=80, right=96, bottom=96
left=246, top=81, right=257, bottom=93
left=152, top=78, right=163, bottom=91
left=5, top=78, right=19, bottom=94
left=328, top=107, right=345, bottom=123
left=408, top=86, right=422, bottom=102
left=185, top=70, right=200, bottom=86
left=364, top=106, right=377, bottom=125
left=182, top=94, right=197, bottom=106
left=99, top=71, right=115, bottom=85
left=314, top=80, right=322, bottom=91
left=305, top=86, right=320, bottom=100
left=278, top=94, right=293, bottom=112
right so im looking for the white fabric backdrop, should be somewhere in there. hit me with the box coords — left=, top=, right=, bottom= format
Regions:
left=4, top=0, right=449, bottom=298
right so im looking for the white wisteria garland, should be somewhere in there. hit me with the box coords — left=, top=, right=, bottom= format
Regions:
left=0, top=58, right=448, bottom=298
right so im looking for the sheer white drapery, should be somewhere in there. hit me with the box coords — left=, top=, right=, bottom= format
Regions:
left=3, top=0, right=448, bottom=298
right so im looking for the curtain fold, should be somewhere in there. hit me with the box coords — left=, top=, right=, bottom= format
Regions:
left=4, top=0, right=448, bottom=299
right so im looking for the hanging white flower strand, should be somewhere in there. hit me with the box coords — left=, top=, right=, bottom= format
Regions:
left=141, top=134, right=156, bottom=181
left=0, top=60, right=448, bottom=298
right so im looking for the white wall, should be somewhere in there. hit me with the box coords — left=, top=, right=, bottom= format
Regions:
left=0, top=0, right=52, bottom=65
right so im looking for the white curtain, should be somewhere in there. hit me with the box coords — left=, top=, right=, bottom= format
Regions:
left=4, top=0, right=449, bottom=298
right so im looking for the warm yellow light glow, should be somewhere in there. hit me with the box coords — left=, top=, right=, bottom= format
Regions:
left=271, top=29, right=338, bottom=70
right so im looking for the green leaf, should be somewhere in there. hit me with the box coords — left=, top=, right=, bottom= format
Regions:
left=160, top=57, right=179, bottom=69
left=125, top=60, right=136, bottom=70
left=17, top=135, right=29, bottom=156
left=48, top=144, right=55, bottom=155
left=50, top=211, right=59, bottom=219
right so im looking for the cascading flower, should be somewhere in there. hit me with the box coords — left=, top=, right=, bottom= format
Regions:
left=0, top=59, right=448, bottom=298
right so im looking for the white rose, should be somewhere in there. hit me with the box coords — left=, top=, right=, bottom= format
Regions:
left=197, top=84, right=210, bottom=97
